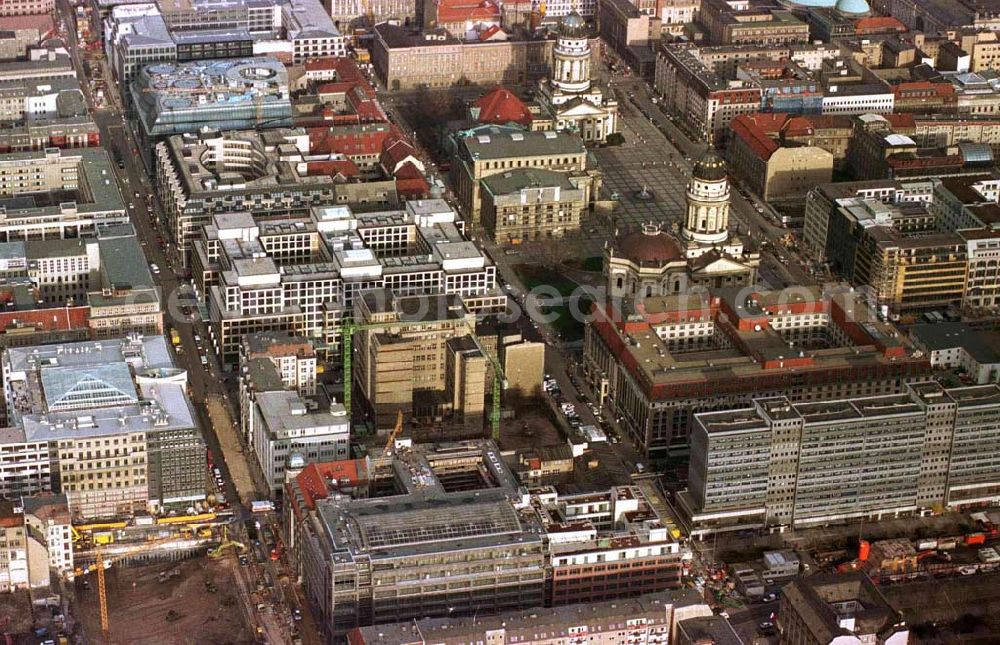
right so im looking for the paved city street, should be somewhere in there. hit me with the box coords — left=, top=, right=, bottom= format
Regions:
left=45, top=4, right=1000, bottom=641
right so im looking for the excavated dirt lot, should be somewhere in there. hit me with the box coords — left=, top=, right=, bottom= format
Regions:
left=74, top=557, right=253, bottom=644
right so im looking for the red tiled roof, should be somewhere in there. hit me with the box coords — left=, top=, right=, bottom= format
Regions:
left=381, top=135, right=420, bottom=174
left=0, top=13, right=55, bottom=34
left=781, top=116, right=815, bottom=138
left=309, top=124, right=402, bottom=157
left=893, top=81, right=956, bottom=98
left=473, top=87, right=532, bottom=127
left=306, top=159, right=360, bottom=178
left=395, top=162, right=431, bottom=198
left=797, top=114, right=852, bottom=130
left=436, top=0, right=499, bottom=24
left=478, top=24, right=504, bottom=40
left=855, top=16, right=907, bottom=34
left=730, top=114, right=780, bottom=161
left=290, top=459, right=368, bottom=518
left=317, top=81, right=356, bottom=96
left=346, top=86, right=385, bottom=122
left=884, top=113, right=917, bottom=130
left=305, top=57, right=366, bottom=85
left=305, top=58, right=343, bottom=71
left=0, top=306, right=89, bottom=333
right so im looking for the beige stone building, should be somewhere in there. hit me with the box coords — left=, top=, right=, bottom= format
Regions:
left=654, top=44, right=763, bottom=146
left=22, top=494, right=72, bottom=585
left=970, top=31, right=1000, bottom=72
left=56, top=432, right=149, bottom=520
left=501, top=338, right=545, bottom=398
left=480, top=168, right=587, bottom=242
left=0, top=502, right=27, bottom=592
left=354, top=290, right=489, bottom=434
left=372, top=23, right=554, bottom=91
left=450, top=126, right=595, bottom=225
left=445, top=337, right=487, bottom=433
left=728, top=113, right=834, bottom=205
left=0, top=0, right=52, bottom=16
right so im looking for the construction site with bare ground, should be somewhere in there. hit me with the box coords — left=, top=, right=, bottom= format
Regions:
left=73, top=558, right=254, bottom=644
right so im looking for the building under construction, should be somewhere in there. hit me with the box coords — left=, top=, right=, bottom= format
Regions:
left=297, top=440, right=546, bottom=637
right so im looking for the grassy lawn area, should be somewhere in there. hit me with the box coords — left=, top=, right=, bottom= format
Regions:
left=542, top=296, right=592, bottom=343
left=513, top=264, right=580, bottom=297
left=582, top=256, right=603, bottom=272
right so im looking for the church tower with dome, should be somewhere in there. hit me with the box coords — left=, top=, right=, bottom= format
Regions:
left=604, top=150, right=760, bottom=301
left=537, top=12, right=618, bottom=143
left=683, top=150, right=731, bottom=250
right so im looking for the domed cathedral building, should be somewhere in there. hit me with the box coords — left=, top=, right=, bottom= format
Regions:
left=605, top=151, right=760, bottom=300
left=537, top=12, right=618, bottom=143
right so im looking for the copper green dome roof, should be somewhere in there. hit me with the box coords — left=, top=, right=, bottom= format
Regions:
left=559, top=11, right=586, bottom=35
left=692, top=150, right=727, bottom=182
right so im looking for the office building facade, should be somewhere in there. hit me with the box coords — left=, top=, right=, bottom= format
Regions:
left=679, top=382, right=1000, bottom=536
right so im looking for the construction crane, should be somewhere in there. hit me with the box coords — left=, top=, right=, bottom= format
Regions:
left=340, top=319, right=506, bottom=439
left=70, top=536, right=184, bottom=643
left=379, top=410, right=405, bottom=461
left=96, top=549, right=110, bottom=643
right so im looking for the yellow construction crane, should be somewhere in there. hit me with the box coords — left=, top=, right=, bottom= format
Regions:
left=380, top=410, right=404, bottom=461
left=96, top=549, right=110, bottom=643
left=71, top=536, right=180, bottom=643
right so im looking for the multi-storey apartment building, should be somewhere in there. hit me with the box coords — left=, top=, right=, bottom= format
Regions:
left=249, top=390, right=350, bottom=495
left=0, top=502, right=27, bottom=591
left=812, top=196, right=968, bottom=313
left=295, top=441, right=691, bottom=639
left=327, top=0, right=415, bottom=31
left=536, top=484, right=687, bottom=606
left=0, top=56, right=99, bottom=152
left=0, top=77, right=89, bottom=125
left=779, top=572, right=908, bottom=645
left=654, top=44, right=762, bottom=146
left=699, top=0, right=810, bottom=46
left=190, top=200, right=503, bottom=366
left=0, top=430, right=50, bottom=499
left=22, top=494, right=73, bottom=581
left=583, top=286, right=931, bottom=459
left=679, top=381, right=1000, bottom=536
left=242, top=332, right=318, bottom=397
left=0, top=336, right=205, bottom=520
left=238, top=333, right=345, bottom=493
left=802, top=178, right=936, bottom=261
left=728, top=113, right=835, bottom=208
left=154, top=128, right=338, bottom=259
left=0, top=229, right=162, bottom=340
